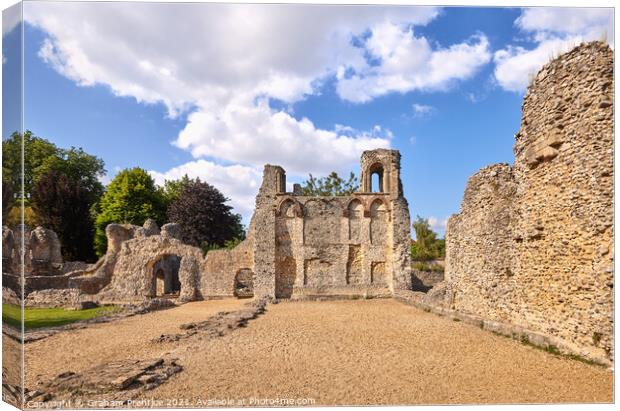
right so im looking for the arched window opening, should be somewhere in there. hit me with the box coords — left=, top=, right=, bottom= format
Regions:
left=366, top=162, right=385, bottom=193
left=371, top=171, right=383, bottom=193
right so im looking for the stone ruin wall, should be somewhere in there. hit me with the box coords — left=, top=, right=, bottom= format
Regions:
left=445, top=42, right=614, bottom=362
left=201, top=236, right=254, bottom=298
left=248, top=149, right=412, bottom=300
left=4, top=148, right=412, bottom=305
left=272, top=194, right=394, bottom=299
left=445, top=163, right=517, bottom=316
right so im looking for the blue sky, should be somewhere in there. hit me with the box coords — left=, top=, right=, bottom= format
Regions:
left=2, top=3, right=614, bottom=234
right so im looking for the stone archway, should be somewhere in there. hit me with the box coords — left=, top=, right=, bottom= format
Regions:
left=151, top=254, right=182, bottom=297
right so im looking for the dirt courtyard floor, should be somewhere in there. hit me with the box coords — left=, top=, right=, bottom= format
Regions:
left=25, top=298, right=613, bottom=406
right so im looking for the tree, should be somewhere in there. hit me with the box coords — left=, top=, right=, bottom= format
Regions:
left=94, top=168, right=166, bottom=256
left=166, top=178, right=245, bottom=249
left=31, top=170, right=98, bottom=262
left=2, top=130, right=59, bottom=197
left=37, top=147, right=106, bottom=200
left=162, top=174, right=193, bottom=205
left=2, top=131, right=106, bottom=233
left=2, top=178, right=14, bottom=225
left=411, top=216, right=445, bottom=261
left=300, top=171, right=358, bottom=196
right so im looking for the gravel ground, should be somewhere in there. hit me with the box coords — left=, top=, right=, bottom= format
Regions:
left=2, top=334, right=21, bottom=385
left=24, top=299, right=248, bottom=387
left=24, top=298, right=613, bottom=406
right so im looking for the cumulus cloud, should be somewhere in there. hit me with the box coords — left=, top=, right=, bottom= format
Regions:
left=174, top=99, right=391, bottom=176
left=337, top=23, right=491, bottom=102
left=494, top=7, right=613, bottom=92
left=23, top=2, right=490, bottom=216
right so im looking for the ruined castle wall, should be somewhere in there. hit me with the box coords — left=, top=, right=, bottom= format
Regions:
left=201, top=237, right=254, bottom=298
left=273, top=194, right=394, bottom=299
left=445, top=42, right=614, bottom=362
left=243, top=149, right=412, bottom=299
left=251, top=165, right=281, bottom=298
left=445, top=164, right=517, bottom=320
left=96, top=235, right=203, bottom=303
left=389, top=197, right=412, bottom=290
left=511, top=42, right=614, bottom=359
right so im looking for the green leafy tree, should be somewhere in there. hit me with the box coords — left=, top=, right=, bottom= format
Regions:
left=300, top=171, right=358, bottom=196
left=94, top=168, right=166, bottom=256
left=162, top=174, right=193, bottom=205
left=411, top=216, right=445, bottom=261
left=166, top=178, right=245, bottom=249
left=2, top=132, right=105, bottom=234
left=2, top=130, right=59, bottom=197
left=37, top=147, right=106, bottom=199
left=31, top=170, right=98, bottom=262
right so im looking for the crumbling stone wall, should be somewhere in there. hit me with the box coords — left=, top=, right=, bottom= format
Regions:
left=246, top=149, right=412, bottom=299
left=96, top=234, right=203, bottom=303
left=6, top=150, right=412, bottom=305
left=201, top=237, right=253, bottom=298
left=445, top=164, right=517, bottom=316
left=2, top=225, right=63, bottom=276
left=445, top=42, right=614, bottom=363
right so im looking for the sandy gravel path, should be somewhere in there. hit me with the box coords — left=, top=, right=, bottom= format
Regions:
left=24, top=299, right=612, bottom=406
left=24, top=299, right=247, bottom=387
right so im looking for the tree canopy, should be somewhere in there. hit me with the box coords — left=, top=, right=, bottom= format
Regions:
left=37, top=147, right=105, bottom=200
left=94, top=167, right=166, bottom=256
left=32, top=170, right=98, bottom=261
left=162, top=174, right=193, bottom=205
left=2, top=131, right=105, bottom=198
left=3, top=131, right=106, bottom=257
left=166, top=178, right=245, bottom=251
left=411, top=216, right=445, bottom=261
left=3, top=131, right=58, bottom=197
left=300, top=171, right=358, bottom=196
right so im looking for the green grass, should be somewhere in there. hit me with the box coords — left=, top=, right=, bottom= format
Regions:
left=517, top=333, right=607, bottom=367
left=2, top=303, right=120, bottom=330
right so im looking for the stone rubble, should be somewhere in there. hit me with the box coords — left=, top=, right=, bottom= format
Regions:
left=152, top=298, right=268, bottom=343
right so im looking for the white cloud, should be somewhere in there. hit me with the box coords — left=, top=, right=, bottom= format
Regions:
left=174, top=98, right=391, bottom=176
left=412, top=103, right=434, bottom=116
left=23, top=2, right=490, bottom=215
left=428, top=216, right=447, bottom=232
left=494, top=7, right=613, bottom=92
left=516, top=7, right=613, bottom=36
left=149, top=160, right=262, bottom=218
left=336, top=24, right=491, bottom=102
left=24, top=3, right=441, bottom=115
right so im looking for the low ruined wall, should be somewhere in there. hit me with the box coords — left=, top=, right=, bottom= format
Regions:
left=25, top=289, right=82, bottom=308
left=96, top=235, right=203, bottom=303
left=201, top=238, right=254, bottom=298
left=411, top=269, right=444, bottom=292
left=444, top=42, right=614, bottom=363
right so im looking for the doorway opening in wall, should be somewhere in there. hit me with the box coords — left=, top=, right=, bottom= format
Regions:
left=234, top=268, right=254, bottom=298
left=151, top=254, right=182, bottom=298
